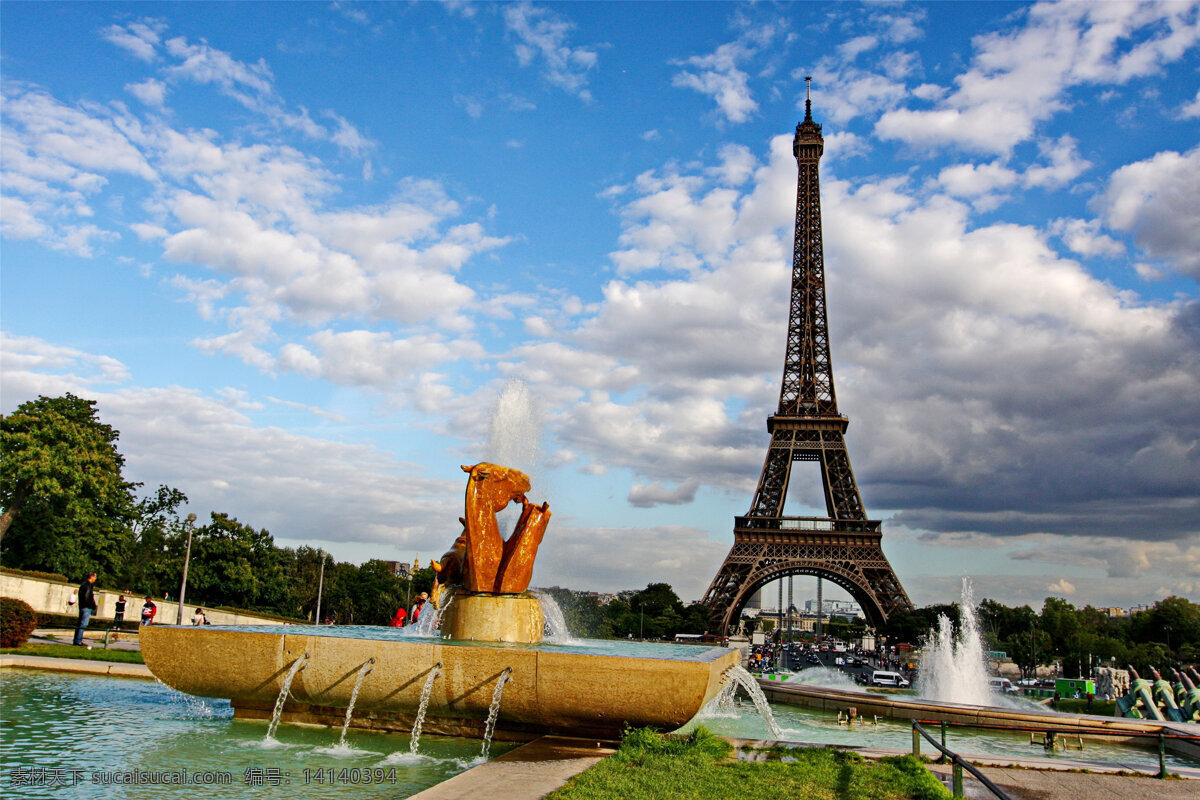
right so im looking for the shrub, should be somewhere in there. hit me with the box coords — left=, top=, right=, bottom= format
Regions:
left=1, top=597, right=39, bottom=648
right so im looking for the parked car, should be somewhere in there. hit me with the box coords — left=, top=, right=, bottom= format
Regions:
left=988, top=677, right=1018, bottom=695
left=870, top=670, right=910, bottom=688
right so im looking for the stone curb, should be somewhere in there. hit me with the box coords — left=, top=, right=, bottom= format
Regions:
left=0, top=654, right=154, bottom=679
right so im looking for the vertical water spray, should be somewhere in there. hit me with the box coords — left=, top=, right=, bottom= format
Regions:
left=486, top=379, right=541, bottom=538
left=337, top=658, right=376, bottom=748
left=409, top=663, right=443, bottom=755
left=917, top=577, right=992, bottom=706
left=723, top=665, right=783, bottom=739
left=265, top=653, right=309, bottom=741
left=480, top=668, right=513, bottom=759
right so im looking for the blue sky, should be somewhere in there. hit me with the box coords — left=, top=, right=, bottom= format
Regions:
left=3, top=1, right=1198, bottom=610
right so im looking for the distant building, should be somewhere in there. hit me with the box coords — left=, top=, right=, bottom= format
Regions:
left=1101, top=607, right=1128, bottom=618
left=804, top=599, right=862, bottom=617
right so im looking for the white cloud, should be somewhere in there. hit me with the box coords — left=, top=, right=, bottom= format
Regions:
left=876, top=3, right=1200, bottom=154
left=1181, top=88, right=1200, bottom=118
left=102, top=21, right=163, bottom=62
left=672, top=24, right=780, bottom=124
left=503, top=2, right=597, bottom=102
left=1097, top=146, right=1200, bottom=279
left=1047, top=578, right=1076, bottom=596
left=1048, top=218, right=1124, bottom=258
left=126, top=78, right=168, bottom=107
left=628, top=478, right=700, bottom=508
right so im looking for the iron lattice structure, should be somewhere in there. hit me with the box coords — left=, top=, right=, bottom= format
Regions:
left=702, top=92, right=912, bottom=633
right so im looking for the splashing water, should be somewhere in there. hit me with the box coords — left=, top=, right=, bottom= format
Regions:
left=792, top=667, right=860, bottom=690
left=486, top=379, right=541, bottom=539
left=532, top=591, right=578, bottom=644
left=697, top=680, right=739, bottom=719
left=265, top=654, right=308, bottom=742
left=486, top=378, right=540, bottom=477
left=409, top=663, right=443, bottom=755
left=480, top=668, right=512, bottom=759
left=917, top=577, right=992, bottom=706
left=723, top=666, right=783, bottom=739
left=154, top=678, right=230, bottom=718
left=336, top=659, right=375, bottom=748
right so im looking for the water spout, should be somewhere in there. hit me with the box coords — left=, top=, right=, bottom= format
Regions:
left=917, top=577, right=992, bottom=706
left=480, top=668, right=513, bottom=759
left=409, top=662, right=443, bottom=755
left=722, top=665, right=783, bottom=739
left=265, top=653, right=309, bottom=741
left=337, top=658, right=376, bottom=748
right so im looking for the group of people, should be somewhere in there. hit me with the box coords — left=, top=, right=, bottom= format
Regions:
left=69, top=573, right=211, bottom=647
left=388, top=592, right=429, bottom=628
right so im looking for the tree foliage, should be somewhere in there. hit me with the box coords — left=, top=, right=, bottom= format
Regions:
left=1, top=394, right=139, bottom=581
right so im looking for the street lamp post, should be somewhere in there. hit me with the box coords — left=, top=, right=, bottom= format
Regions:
left=314, top=551, right=327, bottom=625
left=175, top=513, right=197, bottom=625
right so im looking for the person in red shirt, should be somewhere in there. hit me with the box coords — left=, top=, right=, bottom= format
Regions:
left=140, top=596, right=157, bottom=625
left=388, top=607, right=407, bottom=627
left=410, top=592, right=428, bottom=624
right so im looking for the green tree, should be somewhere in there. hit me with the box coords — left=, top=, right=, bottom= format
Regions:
left=1, top=394, right=138, bottom=581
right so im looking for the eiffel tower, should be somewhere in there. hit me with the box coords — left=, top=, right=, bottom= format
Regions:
left=702, top=82, right=912, bottom=634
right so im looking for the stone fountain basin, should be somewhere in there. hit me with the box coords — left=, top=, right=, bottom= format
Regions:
left=141, top=626, right=739, bottom=740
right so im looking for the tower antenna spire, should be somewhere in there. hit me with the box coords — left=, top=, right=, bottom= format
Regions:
left=805, top=75, right=813, bottom=121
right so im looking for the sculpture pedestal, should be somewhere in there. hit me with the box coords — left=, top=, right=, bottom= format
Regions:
left=441, top=592, right=544, bottom=644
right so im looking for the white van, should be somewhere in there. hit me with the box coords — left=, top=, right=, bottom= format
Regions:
left=870, top=670, right=910, bottom=688
left=988, top=677, right=1018, bottom=695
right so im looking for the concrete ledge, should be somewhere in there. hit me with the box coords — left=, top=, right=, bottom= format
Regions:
left=1, top=655, right=154, bottom=679
left=407, top=736, right=616, bottom=800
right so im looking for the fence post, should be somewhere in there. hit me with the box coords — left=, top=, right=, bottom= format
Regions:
left=1158, top=732, right=1166, bottom=779
left=912, top=723, right=920, bottom=758
left=952, top=759, right=964, bottom=797
left=940, top=721, right=947, bottom=763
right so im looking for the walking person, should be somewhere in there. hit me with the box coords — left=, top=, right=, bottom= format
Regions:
left=73, top=572, right=98, bottom=647
left=140, top=596, right=157, bottom=625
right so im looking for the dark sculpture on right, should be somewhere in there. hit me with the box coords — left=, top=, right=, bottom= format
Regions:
left=702, top=80, right=913, bottom=634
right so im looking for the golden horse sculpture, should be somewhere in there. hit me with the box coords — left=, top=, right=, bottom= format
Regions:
left=432, top=463, right=551, bottom=602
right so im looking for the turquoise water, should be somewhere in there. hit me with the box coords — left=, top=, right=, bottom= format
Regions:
left=0, top=669, right=513, bottom=799
left=683, top=695, right=1200, bottom=772
left=206, top=624, right=730, bottom=662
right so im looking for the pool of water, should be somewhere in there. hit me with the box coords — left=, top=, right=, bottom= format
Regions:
left=0, top=669, right=513, bottom=799
left=191, top=624, right=730, bottom=662
left=682, top=695, right=1199, bottom=773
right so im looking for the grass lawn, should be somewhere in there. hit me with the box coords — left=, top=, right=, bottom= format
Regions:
left=547, top=728, right=949, bottom=800
left=0, top=642, right=145, bottom=664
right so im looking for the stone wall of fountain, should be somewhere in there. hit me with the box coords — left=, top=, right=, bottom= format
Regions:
left=141, top=626, right=739, bottom=740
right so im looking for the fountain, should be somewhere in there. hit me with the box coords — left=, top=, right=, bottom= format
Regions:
left=917, top=578, right=993, bottom=707
left=141, top=463, right=738, bottom=741
left=409, top=662, right=443, bottom=754
left=335, top=658, right=375, bottom=748
left=265, top=653, right=309, bottom=742
left=720, top=666, right=783, bottom=739
left=480, top=668, right=513, bottom=759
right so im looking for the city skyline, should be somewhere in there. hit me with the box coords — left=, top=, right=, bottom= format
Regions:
left=2, top=2, right=1198, bottom=609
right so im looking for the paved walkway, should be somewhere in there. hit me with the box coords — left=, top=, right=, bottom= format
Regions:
left=925, top=761, right=1200, bottom=800
left=406, top=736, right=616, bottom=800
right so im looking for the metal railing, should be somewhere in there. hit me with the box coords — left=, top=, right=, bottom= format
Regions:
left=911, top=720, right=1013, bottom=800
